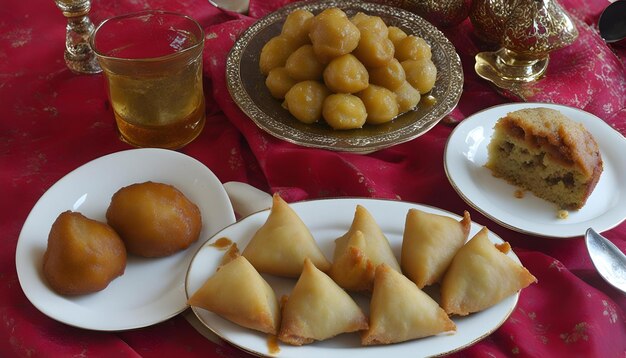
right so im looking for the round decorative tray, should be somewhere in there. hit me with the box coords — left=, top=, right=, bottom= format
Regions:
left=226, top=0, right=463, bottom=153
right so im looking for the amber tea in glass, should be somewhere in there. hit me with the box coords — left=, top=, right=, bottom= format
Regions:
left=91, top=10, right=205, bottom=149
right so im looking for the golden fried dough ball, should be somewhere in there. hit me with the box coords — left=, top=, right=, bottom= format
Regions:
left=353, top=32, right=395, bottom=68
left=106, top=181, right=202, bottom=258
left=309, top=8, right=360, bottom=63
left=395, top=35, right=432, bottom=62
left=266, top=67, right=297, bottom=99
left=358, top=85, right=399, bottom=124
left=368, top=58, right=406, bottom=90
left=388, top=26, right=408, bottom=48
left=285, top=44, right=325, bottom=81
left=43, top=211, right=126, bottom=295
left=259, top=7, right=439, bottom=128
left=349, top=11, right=369, bottom=26
left=352, top=13, right=388, bottom=39
left=322, top=93, right=367, bottom=130
left=402, top=58, right=437, bottom=94
left=323, top=53, right=369, bottom=93
left=260, top=36, right=298, bottom=76
left=394, top=81, right=421, bottom=112
left=281, top=9, right=314, bottom=47
left=284, top=80, right=331, bottom=123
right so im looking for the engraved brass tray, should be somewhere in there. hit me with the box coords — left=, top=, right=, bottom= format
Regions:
left=226, top=0, right=463, bottom=153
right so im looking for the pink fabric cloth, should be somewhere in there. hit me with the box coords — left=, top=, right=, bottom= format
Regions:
left=1, top=0, right=625, bottom=357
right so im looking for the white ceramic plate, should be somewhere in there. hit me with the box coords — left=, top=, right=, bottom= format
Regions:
left=186, top=198, right=520, bottom=358
left=16, top=148, right=236, bottom=331
left=444, top=102, right=626, bottom=239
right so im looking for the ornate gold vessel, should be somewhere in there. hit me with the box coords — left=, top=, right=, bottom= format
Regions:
left=471, top=0, right=578, bottom=89
left=401, top=0, right=472, bottom=28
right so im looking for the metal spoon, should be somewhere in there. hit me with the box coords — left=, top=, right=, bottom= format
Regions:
left=598, top=0, right=626, bottom=44
left=585, top=228, right=626, bottom=295
left=208, top=0, right=249, bottom=14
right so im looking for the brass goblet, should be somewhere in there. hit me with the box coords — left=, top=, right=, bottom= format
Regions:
left=472, top=0, right=578, bottom=91
left=54, top=0, right=101, bottom=74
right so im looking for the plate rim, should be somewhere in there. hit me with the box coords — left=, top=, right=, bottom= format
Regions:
left=184, top=197, right=521, bottom=357
left=15, top=148, right=236, bottom=331
left=225, top=0, right=463, bottom=153
left=444, top=102, right=626, bottom=239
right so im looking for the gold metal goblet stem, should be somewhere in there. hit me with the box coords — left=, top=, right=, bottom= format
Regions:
left=54, top=0, right=101, bottom=74
left=475, top=48, right=549, bottom=84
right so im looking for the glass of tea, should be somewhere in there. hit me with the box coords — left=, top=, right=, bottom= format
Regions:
left=91, top=10, right=206, bottom=149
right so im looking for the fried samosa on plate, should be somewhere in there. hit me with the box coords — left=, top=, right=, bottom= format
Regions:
left=242, top=193, right=331, bottom=277
left=330, top=205, right=400, bottom=291
left=441, top=227, right=537, bottom=316
left=187, top=254, right=281, bottom=335
left=329, top=230, right=376, bottom=292
left=401, top=209, right=471, bottom=288
left=278, top=258, right=369, bottom=345
left=362, top=264, right=456, bottom=345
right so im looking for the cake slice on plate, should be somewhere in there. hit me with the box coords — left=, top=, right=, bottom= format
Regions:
left=485, top=107, right=603, bottom=210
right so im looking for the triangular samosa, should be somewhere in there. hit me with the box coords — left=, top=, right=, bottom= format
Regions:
left=187, top=255, right=280, bottom=335
left=278, top=258, right=369, bottom=345
left=362, top=264, right=456, bottom=345
left=330, top=205, right=400, bottom=291
left=401, top=209, right=471, bottom=288
left=242, top=194, right=331, bottom=277
left=441, top=227, right=537, bottom=316
left=329, top=230, right=376, bottom=292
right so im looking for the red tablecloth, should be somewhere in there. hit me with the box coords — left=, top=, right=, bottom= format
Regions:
left=1, top=0, right=625, bottom=357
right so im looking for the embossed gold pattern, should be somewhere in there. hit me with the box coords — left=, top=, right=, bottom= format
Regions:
left=471, top=0, right=578, bottom=91
left=226, top=0, right=463, bottom=153
left=501, top=0, right=578, bottom=56
left=398, top=0, right=471, bottom=28
left=469, top=0, right=510, bottom=44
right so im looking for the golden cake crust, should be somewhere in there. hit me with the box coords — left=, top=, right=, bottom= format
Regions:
left=501, top=108, right=601, bottom=178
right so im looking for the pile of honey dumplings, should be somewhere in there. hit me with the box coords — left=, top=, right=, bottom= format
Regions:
left=259, top=7, right=437, bottom=130
left=188, top=194, right=537, bottom=348
left=43, top=182, right=202, bottom=296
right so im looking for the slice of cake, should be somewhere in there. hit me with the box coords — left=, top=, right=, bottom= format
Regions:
left=485, top=107, right=602, bottom=210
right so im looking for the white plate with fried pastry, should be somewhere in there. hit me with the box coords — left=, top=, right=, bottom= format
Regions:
left=16, top=148, right=235, bottom=331
left=226, top=0, right=462, bottom=153
left=186, top=198, right=521, bottom=358
left=444, top=102, right=626, bottom=239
